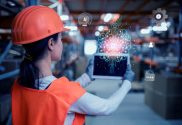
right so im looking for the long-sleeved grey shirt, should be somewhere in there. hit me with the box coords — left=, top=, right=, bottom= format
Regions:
left=35, top=73, right=131, bottom=125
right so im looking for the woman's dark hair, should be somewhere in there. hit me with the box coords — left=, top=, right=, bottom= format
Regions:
left=18, top=33, right=59, bottom=89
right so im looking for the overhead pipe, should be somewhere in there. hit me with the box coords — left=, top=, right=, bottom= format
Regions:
left=0, top=69, right=19, bottom=80
left=0, top=42, right=12, bottom=64
left=25, top=0, right=39, bottom=6
left=0, top=4, right=17, bottom=14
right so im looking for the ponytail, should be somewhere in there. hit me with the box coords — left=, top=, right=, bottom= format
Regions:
left=18, top=33, right=59, bottom=89
left=19, top=59, right=39, bottom=89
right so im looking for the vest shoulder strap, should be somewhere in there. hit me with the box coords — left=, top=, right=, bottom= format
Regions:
left=47, top=77, right=86, bottom=105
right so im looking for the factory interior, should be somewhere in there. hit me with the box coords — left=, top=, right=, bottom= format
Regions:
left=0, top=0, right=182, bottom=125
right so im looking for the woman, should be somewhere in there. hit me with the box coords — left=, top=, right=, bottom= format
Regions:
left=11, top=5, right=135, bottom=125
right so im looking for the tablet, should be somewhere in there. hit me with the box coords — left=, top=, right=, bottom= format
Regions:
left=92, top=53, right=129, bottom=79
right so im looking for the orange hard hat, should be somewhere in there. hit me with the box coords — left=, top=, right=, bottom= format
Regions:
left=11, top=5, right=69, bottom=45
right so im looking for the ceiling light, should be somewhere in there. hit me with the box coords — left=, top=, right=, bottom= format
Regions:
left=152, top=25, right=167, bottom=32
left=0, top=29, right=11, bottom=34
left=103, top=13, right=113, bottom=22
left=84, top=40, right=97, bottom=55
left=140, top=27, right=152, bottom=35
left=60, top=15, right=69, bottom=21
left=7, top=1, right=15, bottom=6
left=64, top=26, right=78, bottom=31
left=98, top=26, right=104, bottom=31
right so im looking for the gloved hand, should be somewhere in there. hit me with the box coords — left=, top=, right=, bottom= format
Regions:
left=86, top=57, right=95, bottom=81
left=123, top=64, right=135, bottom=82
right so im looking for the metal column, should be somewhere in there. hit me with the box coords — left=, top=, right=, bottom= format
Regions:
left=178, top=4, right=182, bottom=67
left=25, top=0, right=39, bottom=6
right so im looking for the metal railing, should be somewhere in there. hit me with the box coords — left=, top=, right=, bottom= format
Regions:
left=0, top=69, right=19, bottom=80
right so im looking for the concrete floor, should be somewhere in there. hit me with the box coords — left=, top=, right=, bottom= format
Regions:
left=85, top=79, right=182, bottom=125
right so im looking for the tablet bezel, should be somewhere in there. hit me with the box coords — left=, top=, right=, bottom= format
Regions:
left=92, top=53, right=130, bottom=79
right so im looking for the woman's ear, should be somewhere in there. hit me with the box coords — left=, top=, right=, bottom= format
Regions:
left=48, top=38, right=55, bottom=51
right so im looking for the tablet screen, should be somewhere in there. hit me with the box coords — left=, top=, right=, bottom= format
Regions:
left=93, top=54, right=127, bottom=78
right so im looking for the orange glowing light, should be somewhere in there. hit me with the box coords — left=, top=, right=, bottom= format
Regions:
left=102, top=36, right=125, bottom=55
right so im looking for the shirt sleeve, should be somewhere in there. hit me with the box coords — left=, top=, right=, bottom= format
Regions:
left=68, top=80, right=131, bottom=115
left=75, top=73, right=91, bottom=88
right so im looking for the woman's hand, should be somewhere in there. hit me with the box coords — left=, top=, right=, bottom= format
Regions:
left=123, top=64, right=135, bottom=82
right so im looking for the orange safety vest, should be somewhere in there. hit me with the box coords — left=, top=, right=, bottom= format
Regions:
left=11, top=77, right=86, bottom=125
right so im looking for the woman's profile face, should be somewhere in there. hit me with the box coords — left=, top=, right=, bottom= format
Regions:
left=51, top=33, right=63, bottom=61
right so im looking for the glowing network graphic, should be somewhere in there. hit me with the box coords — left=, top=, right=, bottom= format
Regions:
left=97, top=22, right=131, bottom=74
left=98, top=23, right=131, bottom=56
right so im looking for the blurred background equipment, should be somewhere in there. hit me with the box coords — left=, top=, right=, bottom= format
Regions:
left=0, top=0, right=182, bottom=125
